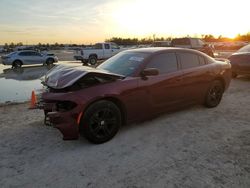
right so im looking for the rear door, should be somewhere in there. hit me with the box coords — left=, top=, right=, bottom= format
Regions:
left=177, top=52, right=213, bottom=103
left=29, top=51, right=44, bottom=64
left=138, top=52, right=184, bottom=114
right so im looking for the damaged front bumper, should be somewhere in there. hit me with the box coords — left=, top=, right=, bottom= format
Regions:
left=40, top=101, right=82, bottom=140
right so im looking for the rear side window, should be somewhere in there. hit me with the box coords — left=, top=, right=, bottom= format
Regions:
left=94, top=43, right=102, bottom=49
left=179, top=53, right=200, bottom=69
left=198, top=56, right=206, bottom=65
left=19, top=51, right=31, bottom=56
left=146, top=53, right=178, bottom=74
left=30, top=52, right=41, bottom=56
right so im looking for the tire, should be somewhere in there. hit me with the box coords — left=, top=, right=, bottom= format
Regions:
left=204, top=80, right=224, bottom=108
left=12, top=60, right=22, bottom=68
left=79, top=100, right=121, bottom=144
left=232, top=72, right=237, bottom=78
left=46, top=58, right=54, bottom=65
left=88, top=56, right=97, bottom=65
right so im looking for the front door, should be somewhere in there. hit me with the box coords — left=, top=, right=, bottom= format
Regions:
left=138, top=52, right=184, bottom=114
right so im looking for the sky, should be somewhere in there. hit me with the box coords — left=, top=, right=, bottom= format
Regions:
left=0, top=0, right=249, bottom=44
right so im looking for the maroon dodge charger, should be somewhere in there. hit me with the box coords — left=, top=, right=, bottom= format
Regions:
left=41, top=48, right=231, bottom=144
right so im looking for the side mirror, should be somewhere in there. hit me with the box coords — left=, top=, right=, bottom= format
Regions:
left=141, top=68, right=159, bottom=78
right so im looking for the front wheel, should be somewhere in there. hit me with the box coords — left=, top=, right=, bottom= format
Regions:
left=79, top=100, right=121, bottom=144
left=204, top=80, right=224, bottom=108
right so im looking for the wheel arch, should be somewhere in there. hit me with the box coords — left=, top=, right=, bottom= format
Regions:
left=89, top=54, right=98, bottom=59
left=213, top=76, right=226, bottom=91
left=12, top=59, right=23, bottom=65
left=46, top=57, right=55, bottom=63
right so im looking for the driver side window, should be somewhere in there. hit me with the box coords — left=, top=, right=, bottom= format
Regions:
left=146, top=53, right=178, bottom=74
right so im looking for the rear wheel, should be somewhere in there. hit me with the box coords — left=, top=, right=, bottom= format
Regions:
left=88, top=56, right=97, bottom=65
left=79, top=100, right=121, bottom=144
left=46, top=58, right=54, bottom=65
left=204, top=80, right=224, bottom=108
left=12, top=60, right=22, bottom=68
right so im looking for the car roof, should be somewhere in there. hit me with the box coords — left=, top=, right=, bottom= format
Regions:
left=124, top=47, right=205, bottom=55
left=17, top=50, right=37, bottom=53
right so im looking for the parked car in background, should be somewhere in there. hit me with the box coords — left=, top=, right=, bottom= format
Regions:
left=151, top=41, right=171, bottom=47
left=41, top=48, right=231, bottom=144
left=228, top=44, right=250, bottom=78
left=171, top=38, right=214, bottom=57
left=14, top=45, right=35, bottom=51
left=1, top=50, right=58, bottom=68
left=74, top=42, right=121, bottom=65
left=0, top=47, right=4, bottom=53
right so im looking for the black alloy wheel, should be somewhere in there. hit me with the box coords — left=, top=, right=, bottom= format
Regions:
left=80, top=100, right=121, bottom=144
left=205, top=80, right=224, bottom=108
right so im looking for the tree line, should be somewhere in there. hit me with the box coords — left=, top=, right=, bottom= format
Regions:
left=106, top=33, right=250, bottom=45
left=2, top=33, right=250, bottom=48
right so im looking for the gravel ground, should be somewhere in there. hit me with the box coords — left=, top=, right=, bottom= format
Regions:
left=0, top=77, right=250, bottom=188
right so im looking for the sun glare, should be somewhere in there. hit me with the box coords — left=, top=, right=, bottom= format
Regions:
left=111, top=0, right=249, bottom=39
left=0, top=0, right=249, bottom=43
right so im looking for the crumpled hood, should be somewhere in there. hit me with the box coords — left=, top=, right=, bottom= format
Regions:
left=44, top=63, right=124, bottom=89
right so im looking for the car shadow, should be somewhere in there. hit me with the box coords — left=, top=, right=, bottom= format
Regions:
left=119, top=104, right=200, bottom=134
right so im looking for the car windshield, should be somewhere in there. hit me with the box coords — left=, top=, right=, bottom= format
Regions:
left=237, top=44, right=250, bottom=53
left=97, top=51, right=149, bottom=76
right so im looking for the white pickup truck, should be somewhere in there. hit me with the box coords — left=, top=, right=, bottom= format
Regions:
left=74, top=42, right=121, bottom=65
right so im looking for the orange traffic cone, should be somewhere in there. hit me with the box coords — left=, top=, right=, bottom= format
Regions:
left=29, top=90, right=37, bottom=109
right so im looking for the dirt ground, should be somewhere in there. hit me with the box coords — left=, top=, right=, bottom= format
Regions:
left=0, top=77, right=250, bottom=188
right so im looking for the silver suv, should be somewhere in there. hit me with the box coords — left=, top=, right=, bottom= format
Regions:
left=1, top=50, right=59, bottom=68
